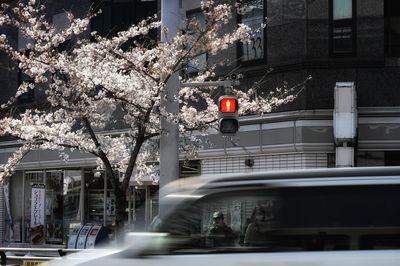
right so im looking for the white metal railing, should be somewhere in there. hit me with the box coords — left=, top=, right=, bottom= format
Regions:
left=0, top=247, right=83, bottom=266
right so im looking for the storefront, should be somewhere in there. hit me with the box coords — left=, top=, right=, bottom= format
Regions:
left=2, top=167, right=159, bottom=247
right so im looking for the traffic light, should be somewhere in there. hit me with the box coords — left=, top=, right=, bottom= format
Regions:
left=218, top=95, right=239, bottom=135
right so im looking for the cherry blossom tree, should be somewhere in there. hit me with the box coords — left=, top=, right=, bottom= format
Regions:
left=0, top=0, right=297, bottom=230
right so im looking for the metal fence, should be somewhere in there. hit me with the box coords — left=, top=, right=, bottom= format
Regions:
left=0, top=247, right=83, bottom=266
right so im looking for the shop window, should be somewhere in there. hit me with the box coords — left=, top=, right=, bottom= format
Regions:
left=238, top=0, right=266, bottom=64
left=6, top=171, right=64, bottom=244
left=63, top=170, right=83, bottom=244
left=85, top=170, right=115, bottom=225
left=330, top=0, right=356, bottom=56
left=385, top=0, right=400, bottom=57
left=45, top=170, right=64, bottom=244
left=23, top=171, right=45, bottom=244
left=4, top=171, right=24, bottom=243
left=134, top=185, right=159, bottom=231
left=185, top=9, right=207, bottom=74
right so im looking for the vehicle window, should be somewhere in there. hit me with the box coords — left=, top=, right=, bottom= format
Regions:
left=159, top=185, right=400, bottom=253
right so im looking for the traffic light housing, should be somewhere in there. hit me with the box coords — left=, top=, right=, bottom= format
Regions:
left=218, top=96, right=239, bottom=135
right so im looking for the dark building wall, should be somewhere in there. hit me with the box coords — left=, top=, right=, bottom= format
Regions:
left=357, top=0, right=384, bottom=58
left=0, top=0, right=93, bottom=108
left=0, top=25, right=18, bottom=105
left=230, top=0, right=400, bottom=112
left=0, top=0, right=157, bottom=108
left=45, top=0, right=91, bottom=18
left=307, top=0, right=329, bottom=59
left=267, top=0, right=307, bottom=66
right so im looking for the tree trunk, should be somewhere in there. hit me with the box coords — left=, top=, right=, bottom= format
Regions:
left=113, top=185, right=127, bottom=242
left=104, top=166, right=127, bottom=242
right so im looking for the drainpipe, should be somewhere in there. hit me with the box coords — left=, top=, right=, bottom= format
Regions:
left=333, top=82, right=357, bottom=167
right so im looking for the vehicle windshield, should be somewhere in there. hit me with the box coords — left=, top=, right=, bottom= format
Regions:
left=158, top=185, right=400, bottom=253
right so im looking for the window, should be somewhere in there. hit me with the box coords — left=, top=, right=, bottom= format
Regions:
left=5, top=171, right=24, bottom=243
left=23, top=171, right=45, bottom=244
left=179, top=160, right=201, bottom=178
left=238, top=0, right=266, bottom=63
left=357, top=151, right=384, bottom=167
left=357, top=151, right=400, bottom=167
left=330, top=0, right=356, bottom=56
left=85, top=171, right=115, bottom=225
left=158, top=185, right=400, bottom=252
left=91, top=0, right=156, bottom=37
left=91, top=0, right=136, bottom=37
left=385, top=0, right=400, bottom=57
left=16, top=71, right=35, bottom=105
left=45, top=170, right=63, bottom=244
left=185, top=9, right=207, bottom=74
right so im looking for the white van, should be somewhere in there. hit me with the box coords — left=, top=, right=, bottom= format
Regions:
left=49, top=167, right=400, bottom=266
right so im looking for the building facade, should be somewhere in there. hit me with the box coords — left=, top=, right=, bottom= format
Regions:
left=1, top=0, right=400, bottom=246
left=183, top=0, right=400, bottom=173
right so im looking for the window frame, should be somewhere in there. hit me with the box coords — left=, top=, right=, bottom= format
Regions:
left=237, top=0, right=267, bottom=66
left=384, top=0, right=400, bottom=57
left=329, top=0, right=357, bottom=57
left=184, top=8, right=208, bottom=75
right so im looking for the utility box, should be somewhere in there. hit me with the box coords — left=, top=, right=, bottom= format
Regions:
left=336, top=147, right=355, bottom=168
left=333, top=82, right=357, bottom=145
left=76, top=225, right=93, bottom=249
left=85, top=225, right=110, bottom=249
left=67, top=226, right=83, bottom=249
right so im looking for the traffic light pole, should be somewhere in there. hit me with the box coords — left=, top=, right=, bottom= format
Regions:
left=160, top=0, right=181, bottom=191
left=160, top=0, right=241, bottom=189
left=181, top=80, right=240, bottom=89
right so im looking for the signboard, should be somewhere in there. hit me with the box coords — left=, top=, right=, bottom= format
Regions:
left=85, top=225, right=101, bottom=248
left=30, top=184, right=45, bottom=245
left=68, top=225, right=83, bottom=249
left=3, top=183, right=14, bottom=241
left=76, top=225, right=93, bottom=249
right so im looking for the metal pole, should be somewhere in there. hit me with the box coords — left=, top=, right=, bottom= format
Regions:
left=144, top=186, right=149, bottom=230
left=21, top=171, right=25, bottom=243
left=80, top=170, right=85, bottom=225
left=160, top=0, right=181, bottom=192
left=131, top=186, right=136, bottom=231
left=103, top=172, right=107, bottom=227
left=127, top=186, right=131, bottom=225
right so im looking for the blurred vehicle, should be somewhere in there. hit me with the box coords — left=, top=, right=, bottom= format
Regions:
left=48, top=167, right=400, bottom=266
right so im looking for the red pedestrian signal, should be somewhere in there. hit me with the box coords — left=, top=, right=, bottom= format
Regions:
left=220, top=98, right=237, bottom=113
left=218, top=96, right=239, bottom=135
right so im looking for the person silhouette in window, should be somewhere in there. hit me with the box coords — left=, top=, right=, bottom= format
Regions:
left=244, top=200, right=276, bottom=247
left=206, top=211, right=235, bottom=247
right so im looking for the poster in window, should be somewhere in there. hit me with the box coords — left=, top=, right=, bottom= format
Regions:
left=13, top=222, right=21, bottom=242
left=46, top=223, right=63, bottom=244
left=30, top=184, right=45, bottom=245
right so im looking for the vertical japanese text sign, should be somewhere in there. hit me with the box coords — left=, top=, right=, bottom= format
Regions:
left=30, top=184, right=46, bottom=244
